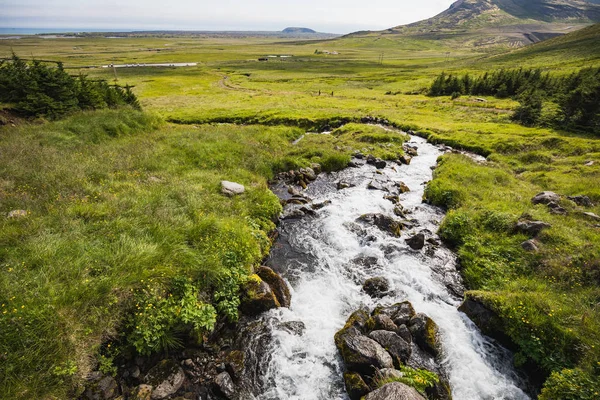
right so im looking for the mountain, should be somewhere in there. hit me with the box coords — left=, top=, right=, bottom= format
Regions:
left=282, top=27, right=317, bottom=33
left=351, top=0, right=600, bottom=48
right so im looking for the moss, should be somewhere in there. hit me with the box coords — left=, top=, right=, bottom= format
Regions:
left=343, top=371, right=370, bottom=400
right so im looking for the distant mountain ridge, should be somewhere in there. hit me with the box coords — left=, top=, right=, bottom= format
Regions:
left=350, top=0, right=600, bottom=48
left=282, top=27, right=317, bottom=33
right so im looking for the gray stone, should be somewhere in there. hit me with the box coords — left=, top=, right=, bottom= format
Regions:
left=357, top=213, right=403, bottom=236
left=582, top=212, right=600, bottom=221
left=372, top=314, right=399, bottom=333
left=368, top=180, right=388, bottom=191
left=378, top=368, right=405, bottom=380
left=532, top=191, right=560, bottom=205
left=515, top=220, right=551, bottom=236
left=568, top=195, right=593, bottom=207
left=145, top=360, right=185, bottom=400
left=221, top=181, right=245, bottom=196
left=521, top=239, right=539, bottom=252
left=335, top=327, right=394, bottom=375
left=363, top=382, right=426, bottom=400
left=85, top=376, right=118, bottom=400
left=214, top=372, right=235, bottom=399
left=337, top=181, right=352, bottom=190
left=409, top=313, right=440, bottom=357
left=369, top=330, right=412, bottom=367
left=374, top=302, right=416, bottom=326
left=363, top=277, right=390, bottom=298
left=406, top=233, right=425, bottom=250
left=398, top=155, right=412, bottom=165
left=7, top=209, right=27, bottom=218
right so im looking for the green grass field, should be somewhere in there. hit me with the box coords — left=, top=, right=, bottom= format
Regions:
left=1, top=28, right=599, bottom=399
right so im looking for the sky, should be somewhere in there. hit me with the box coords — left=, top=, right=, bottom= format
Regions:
left=0, top=0, right=456, bottom=34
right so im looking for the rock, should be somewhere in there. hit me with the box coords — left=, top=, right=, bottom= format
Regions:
left=368, top=180, right=387, bottom=191
left=398, top=155, right=412, bottom=165
left=341, top=309, right=372, bottom=334
left=366, top=155, right=377, bottom=165
left=221, top=181, right=245, bottom=196
left=568, top=195, right=594, bottom=207
left=239, top=276, right=280, bottom=316
left=85, top=376, right=119, bottom=400
left=547, top=201, right=567, bottom=215
left=406, top=233, right=425, bottom=250
left=312, top=200, right=332, bottom=210
left=532, top=191, right=560, bottom=205
left=584, top=160, right=594, bottom=166
left=145, top=360, right=186, bottom=400
left=372, top=314, right=399, bottom=333
left=351, top=255, right=380, bottom=269
left=458, top=294, right=511, bottom=346
left=426, top=380, right=453, bottom=400
left=276, top=320, right=306, bottom=336
left=521, top=239, right=539, bottom=252
left=337, top=181, right=352, bottom=190
left=393, top=205, right=406, bottom=218
left=582, top=212, right=600, bottom=221
left=131, top=385, right=153, bottom=400
left=384, top=194, right=400, bottom=204
left=396, top=182, right=410, bottom=193
left=300, top=167, right=317, bottom=181
left=298, top=179, right=307, bottom=189
left=396, top=324, right=413, bottom=344
left=287, top=186, right=302, bottom=196
left=335, top=327, right=394, bottom=375
left=375, top=159, right=387, bottom=169
left=224, top=350, right=245, bottom=380
left=363, top=382, right=425, bottom=400
left=357, top=214, right=403, bottom=236
left=344, top=371, right=370, bottom=400
left=281, top=208, right=306, bottom=220
left=256, top=266, right=291, bottom=308
left=130, top=365, right=141, bottom=379
left=214, top=372, right=235, bottom=399
left=363, top=277, right=390, bottom=298
left=378, top=368, right=405, bottom=380
left=369, top=330, right=412, bottom=367
left=354, top=152, right=365, bottom=159
left=7, top=209, right=27, bottom=218
left=404, top=145, right=419, bottom=157
left=373, top=301, right=416, bottom=326
left=348, top=160, right=360, bottom=168
left=515, top=220, right=551, bottom=236
left=287, top=197, right=308, bottom=205
left=409, top=313, right=440, bottom=357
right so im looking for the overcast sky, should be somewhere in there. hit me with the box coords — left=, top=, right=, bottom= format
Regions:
left=0, top=0, right=456, bottom=34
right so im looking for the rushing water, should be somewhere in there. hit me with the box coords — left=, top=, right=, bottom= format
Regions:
left=248, top=134, right=529, bottom=400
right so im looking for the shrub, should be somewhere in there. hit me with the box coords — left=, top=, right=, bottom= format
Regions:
left=540, top=368, right=600, bottom=400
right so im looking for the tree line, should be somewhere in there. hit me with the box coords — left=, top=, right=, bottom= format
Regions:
left=428, top=68, right=600, bottom=134
left=0, top=54, right=141, bottom=119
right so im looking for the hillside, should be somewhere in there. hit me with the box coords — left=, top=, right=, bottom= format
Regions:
left=350, top=0, right=600, bottom=48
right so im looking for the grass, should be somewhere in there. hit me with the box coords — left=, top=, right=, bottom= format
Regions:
left=0, top=25, right=599, bottom=398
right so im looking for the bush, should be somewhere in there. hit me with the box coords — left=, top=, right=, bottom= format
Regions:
left=540, top=368, right=600, bottom=400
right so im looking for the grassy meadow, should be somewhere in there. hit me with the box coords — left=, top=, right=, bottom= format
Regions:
left=1, top=28, right=599, bottom=398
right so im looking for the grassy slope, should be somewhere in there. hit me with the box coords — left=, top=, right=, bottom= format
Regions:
left=0, top=25, right=599, bottom=398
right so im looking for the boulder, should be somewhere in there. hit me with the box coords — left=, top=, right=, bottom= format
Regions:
left=335, top=326, right=394, bottom=375
left=300, top=167, right=317, bottom=181
left=406, top=233, right=425, bottom=250
left=372, top=314, right=399, bottom=333
left=378, top=368, right=405, bottom=380
left=568, top=195, right=593, bottom=207
left=281, top=208, right=306, bottom=220
left=521, top=239, right=539, bottom=252
left=344, top=371, right=370, bottom=400
left=396, top=324, right=413, bottom=344
left=366, top=155, right=377, bottom=165
left=373, top=301, right=416, bottom=326
left=547, top=201, right=567, bottom=215
left=310, top=163, right=322, bottom=174
left=363, top=277, right=390, bottom=298
left=398, top=155, right=412, bottom=165
left=239, top=276, right=280, bottom=316
left=7, top=209, right=27, bottom=219
left=145, top=360, right=185, bottom=400
left=214, top=372, right=235, bottom=399
left=458, top=294, right=511, bottom=347
left=311, top=200, right=332, bottom=210
left=375, top=159, right=387, bottom=169
left=131, top=385, right=153, bottom=400
left=357, top=214, right=403, bottom=236
left=384, top=194, right=401, bottom=204
left=85, top=376, right=118, bottom=400
left=532, top=191, right=560, bottom=205
left=221, top=181, right=245, bottom=196
left=409, top=313, right=440, bottom=357
left=515, top=220, right=551, bottom=236
left=369, top=330, right=412, bottom=367
left=363, top=382, right=425, bottom=400
left=256, top=266, right=291, bottom=308
left=276, top=320, right=306, bottom=336
left=339, top=309, right=371, bottom=335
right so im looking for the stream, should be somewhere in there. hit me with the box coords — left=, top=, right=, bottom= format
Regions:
left=240, top=133, right=530, bottom=400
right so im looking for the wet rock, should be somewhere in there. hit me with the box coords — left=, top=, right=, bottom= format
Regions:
left=366, top=155, right=377, bottom=165
left=373, top=301, right=416, bottom=326
left=368, top=180, right=388, bottom=191
left=287, top=186, right=302, bottom=196
left=131, top=384, right=153, bottom=400
left=348, top=160, right=361, bottom=168
left=369, top=330, right=412, bottom=367
left=256, top=266, right=291, bottom=308
left=351, top=255, right=380, bottom=269
left=458, top=294, right=511, bottom=347
left=393, top=204, right=406, bottom=218
left=398, top=155, right=412, bottom=165
left=372, top=314, right=399, bottom=333
left=396, top=182, right=410, bottom=194
left=406, top=233, right=425, bottom=250
left=384, top=194, right=400, bottom=204
left=357, top=213, right=403, bottom=236
left=375, top=159, right=387, bottom=169
left=337, top=181, right=352, bottom=190
left=407, top=342, right=439, bottom=374
left=312, top=200, right=332, bottom=210
left=224, top=350, right=245, bottom=380
left=396, top=324, right=412, bottom=344
left=532, top=191, right=560, bottom=205
left=409, top=313, right=440, bottom=357
left=344, top=371, right=370, bottom=400
left=85, top=376, right=118, bottom=400
left=342, top=309, right=372, bottom=334
left=298, top=179, right=307, bottom=189
left=7, top=209, right=27, bottom=219
left=281, top=208, right=306, bottom=220
left=515, top=220, right=551, bottom=236
left=354, top=152, right=365, bottom=159
left=276, top=320, right=306, bottom=336
left=214, top=372, right=235, bottom=399
left=363, top=277, right=390, bottom=298
left=300, top=167, right=317, bottom=181
left=582, top=212, right=600, bottom=221
left=145, top=360, right=185, bottom=400
left=521, top=239, right=539, bottom=252
left=363, top=382, right=425, bottom=400
left=426, top=380, right=453, bottom=400
left=310, top=163, right=322, bottom=174
left=221, top=181, right=245, bottom=197
left=426, top=237, right=440, bottom=246
left=335, top=327, right=394, bottom=375
left=286, top=197, right=309, bottom=205
left=404, top=145, right=419, bottom=157
left=568, top=195, right=593, bottom=207
left=239, top=276, right=280, bottom=316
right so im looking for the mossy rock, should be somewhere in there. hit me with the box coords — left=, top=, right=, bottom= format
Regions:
left=372, top=301, right=416, bottom=326
left=408, top=313, right=440, bottom=357
left=335, top=309, right=371, bottom=347
left=256, top=265, right=291, bottom=307
left=426, top=379, right=453, bottom=400
left=344, top=371, right=370, bottom=400
left=239, top=275, right=280, bottom=316
left=458, top=291, right=512, bottom=347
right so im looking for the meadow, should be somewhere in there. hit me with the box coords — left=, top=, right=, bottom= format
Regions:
left=1, top=28, right=599, bottom=398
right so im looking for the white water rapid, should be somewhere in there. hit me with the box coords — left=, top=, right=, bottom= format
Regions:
left=255, top=135, right=530, bottom=400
